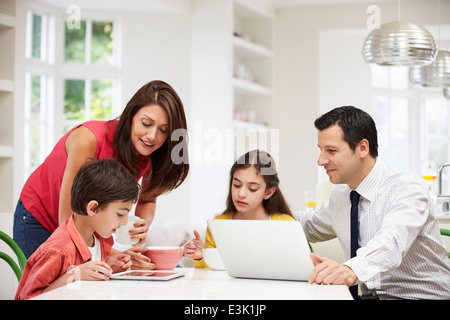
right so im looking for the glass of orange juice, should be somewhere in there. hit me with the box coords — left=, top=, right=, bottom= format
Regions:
left=421, top=160, right=437, bottom=191
left=305, top=190, right=316, bottom=209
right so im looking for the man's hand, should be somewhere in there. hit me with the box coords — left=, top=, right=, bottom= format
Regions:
left=308, top=253, right=357, bottom=286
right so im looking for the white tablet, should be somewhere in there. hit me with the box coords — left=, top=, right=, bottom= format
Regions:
left=110, top=270, right=187, bottom=281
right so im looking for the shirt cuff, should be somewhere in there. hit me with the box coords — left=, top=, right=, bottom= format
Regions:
left=343, top=256, right=382, bottom=288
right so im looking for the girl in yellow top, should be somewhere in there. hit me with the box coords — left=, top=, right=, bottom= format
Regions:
left=184, top=150, right=294, bottom=268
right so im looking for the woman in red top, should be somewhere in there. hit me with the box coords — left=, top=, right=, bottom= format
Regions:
left=14, top=80, right=189, bottom=259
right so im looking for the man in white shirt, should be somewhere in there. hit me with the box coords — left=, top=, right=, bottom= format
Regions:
left=299, top=106, right=450, bottom=299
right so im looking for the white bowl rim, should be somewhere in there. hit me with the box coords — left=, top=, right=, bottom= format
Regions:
left=146, top=246, right=182, bottom=250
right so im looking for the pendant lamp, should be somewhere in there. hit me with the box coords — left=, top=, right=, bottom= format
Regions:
left=409, top=65, right=427, bottom=86
left=444, top=87, right=450, bottom=100
left=420, top=50, right=450, bottom=87
left=362, top=21, right=438, bottom=66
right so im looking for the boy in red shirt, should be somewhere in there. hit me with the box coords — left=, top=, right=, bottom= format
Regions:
left=15, top=158, right=140, bottom=299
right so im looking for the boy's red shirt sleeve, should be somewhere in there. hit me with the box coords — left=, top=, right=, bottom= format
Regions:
left=15, top=249, right=65, bottom=300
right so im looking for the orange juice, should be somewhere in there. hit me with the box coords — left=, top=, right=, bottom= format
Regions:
left=305, top=201, right=316, bottom=208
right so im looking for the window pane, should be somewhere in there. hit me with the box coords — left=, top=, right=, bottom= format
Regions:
left=370, top=65, right=388, bottom=88
left=389, top=67, right=408, bottom=89
left=64, top=79, right=85, bottom=120
left=32, top=14, right=42, bottom=59
left=370, top=65, right=408, bottom=89
left=372, top=96, right=388, bottom=134
left=90, top=79, right=113, bottom=120
left=29, top=123, right=41, bottom=170
left=372, top=96, right=409, bottom=171
left=30, top=75, right=41, bottom=121
left=424, top=97, right=449, bottom=168
left=91, top=21, right=114, bottom=65
left=425, top=98, right=448, bottom=135
left=390, top=97, right=408, bottom=137
left=428, top=138, right=448, bottom=166
left=65, top=20, right=86, bottom=63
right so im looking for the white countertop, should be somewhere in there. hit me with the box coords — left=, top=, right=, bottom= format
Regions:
left=31, top=268, right=352, bottom=300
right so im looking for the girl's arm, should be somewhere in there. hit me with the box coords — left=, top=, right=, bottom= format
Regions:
left=58, top=126, right=97, bottom=225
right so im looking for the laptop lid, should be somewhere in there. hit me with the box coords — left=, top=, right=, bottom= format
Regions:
left=207, top=219, right=314, bottom=281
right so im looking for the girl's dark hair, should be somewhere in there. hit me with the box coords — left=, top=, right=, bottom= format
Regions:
left=71, top=158, right=140, bottom=215
left=314, top=105, right=378, bottom=158
left=111, top=80, right=189, bottom=200
left=223, top=150, right=292, bottom=217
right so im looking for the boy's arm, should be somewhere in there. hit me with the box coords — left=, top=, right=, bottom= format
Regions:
left=42, top=260, right=112, bottom=294
left=16, top=251, right=64, bottom=299
left=41, top=272, right=74, bottom=294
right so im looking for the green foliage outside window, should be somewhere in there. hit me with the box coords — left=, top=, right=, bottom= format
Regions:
left=64, top=20, right=114, bottom=127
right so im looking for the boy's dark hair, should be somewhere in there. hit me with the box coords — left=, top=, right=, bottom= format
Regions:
left=71, top=158, right=140, bottom=215
left=314, top=105, right=379, bottom=158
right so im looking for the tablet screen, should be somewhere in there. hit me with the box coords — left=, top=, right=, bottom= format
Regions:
left=110, top=270, right=186, bottom=281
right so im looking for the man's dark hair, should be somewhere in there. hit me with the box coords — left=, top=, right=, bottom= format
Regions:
left=314, top=106, right=378, bottom=158
left=71, top=158, right=140, bottom=215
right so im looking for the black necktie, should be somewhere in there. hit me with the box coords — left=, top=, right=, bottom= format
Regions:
left=349, top=190, right=360, bottom=299
left=350, top=190, right=360, bottom=258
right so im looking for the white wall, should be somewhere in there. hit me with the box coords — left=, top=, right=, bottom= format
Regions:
left=275, top=0, right=450, bottom=261
left=275, top=0, right=450, bottom=210
left=3, top=0, right=450, bottom=299
left=120, top=11, right=192, bottom=230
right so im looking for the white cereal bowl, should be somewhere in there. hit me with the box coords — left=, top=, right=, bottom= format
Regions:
left=203, top=248, right=225, bottom=271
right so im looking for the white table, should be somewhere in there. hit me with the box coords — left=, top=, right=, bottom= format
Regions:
left=32, top=268, right=352, bottom=300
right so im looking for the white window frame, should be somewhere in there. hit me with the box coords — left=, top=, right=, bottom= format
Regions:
left=59, top=10, right=122, bottom=138
left=24, top=2, right=122, bottom=182
left=370, top=67, right=450, bottom=178
left=24, top=4, right=56, bottom=181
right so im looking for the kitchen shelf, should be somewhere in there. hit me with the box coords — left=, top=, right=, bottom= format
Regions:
left=0, top=146, right=13, bottom=158
left=0, top=12, right=15, bottom=29
left=232, top=35, right=272, bottom=58
left=0, top=79, right=14, bottom=92
left=232, top=120, right=269, bottom=130
left=232, top=77, right=272, bottom=96
left=232, top=0, right=274, bottom=133
left=0, top=0, right=25, bottom=215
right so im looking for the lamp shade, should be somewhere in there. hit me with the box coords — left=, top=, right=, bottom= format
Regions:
left=444, top=87, right=450, bottom=100
left=409, top=66, right=428, bottom=86
left=362, top=21, right=438, bottom=66
left=420, top=50, right=450, bottom=87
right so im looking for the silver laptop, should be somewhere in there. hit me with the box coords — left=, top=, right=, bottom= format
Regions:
left=207, top=219, right=314, bottom=281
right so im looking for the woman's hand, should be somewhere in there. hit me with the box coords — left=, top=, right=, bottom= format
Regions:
left=123, top=247, right=155, bottom=270
left=129, top=218, right=149, bottom=246
left=106, top=253, right=132, bottom=273
left=183, top=229, right=204, bottom=260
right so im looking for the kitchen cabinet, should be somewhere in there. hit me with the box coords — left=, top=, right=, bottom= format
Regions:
left=232, top=1, right=274, bottom=129
left=0, top=0, right=25, bottom=216
left=190, top=0, right=276, bottom=229
left=0, top=0, right=25, bottom=300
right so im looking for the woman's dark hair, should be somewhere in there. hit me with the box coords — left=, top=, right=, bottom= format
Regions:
left=71, top=158, right=140, bottom=215
left=111, top=80, right=189, bottom=199
left=223, top=150, right=292, bottom=217
left=314, top=106, right=378, bottom=158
